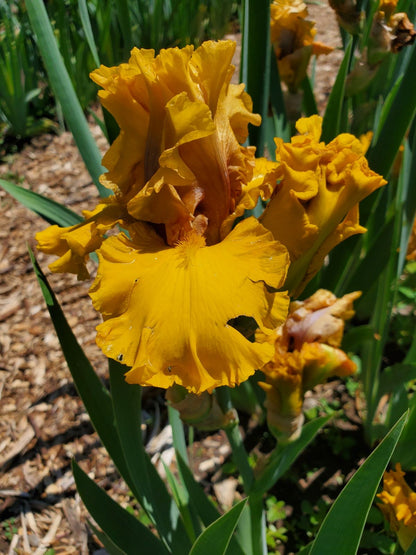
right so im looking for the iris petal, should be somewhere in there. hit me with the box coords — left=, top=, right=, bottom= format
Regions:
left=90, top=217, right=289, bottom=393
left=260, top=116, right=387, bottom=296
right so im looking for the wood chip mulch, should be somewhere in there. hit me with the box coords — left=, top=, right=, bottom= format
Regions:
left=0, top=125, right=122, bottom=554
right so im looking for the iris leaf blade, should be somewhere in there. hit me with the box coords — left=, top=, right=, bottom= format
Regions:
left=72, top=461, right=168, bottom=554
left=28, top=248, right=134, bottom=485
left=0, top=179, right=83, bottom=227
left=393, top=387, right=416, bottom=468
left=240, top=0, right=271, bottom=154
left=168, top=405, right=188, bottom=465
left=108, top=359, right=191, bottom=554
left=25, top=0, right=107, bottom=195
left=176, top=453, right=221, bottom=526
left=301, top=75, right=318, bottom=117
left=405, top=537, right=416, bottom=554
left=88, top=520, right=127, bottom=555
left=310, top=412, right=407, bottom=555
left=321, top=39, right=353, bottom=142
left=78, top=0, right=100, bottom=67
left=113, top=0, right=133, bottom=56
left=189, top=499, right=247, bottom=555
left=367, top=43, right=416, bottom=178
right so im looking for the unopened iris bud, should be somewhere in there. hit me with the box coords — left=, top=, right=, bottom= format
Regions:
left=166, top=385, right=236, bottom=431
left=328, top=0, right=363, bottom=35
left=368, top=11, right=393, bottom=65
left=270, top=0, right=332, bottom=93
left=259, top=289, right=359, bottom=442
left=379, top=0, right=399, bottom=22
left=345, top=57, right=379, bottom=96
left=285, top=289, right=362, bottom=350
left=259, top=373, right=305, bottom=442
left=407, top=211, right=416, bottom=261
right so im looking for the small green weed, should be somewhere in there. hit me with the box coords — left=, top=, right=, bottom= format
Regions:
left=265, top=496, right=288, bottom=550
left=2, top=517, right=18, bottom=541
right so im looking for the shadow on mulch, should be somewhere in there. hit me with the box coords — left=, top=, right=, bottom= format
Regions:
left=0, top=427, right=104, bottom=516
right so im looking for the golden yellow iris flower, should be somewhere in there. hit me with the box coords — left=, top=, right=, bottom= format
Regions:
left=36, top=40, right=290, bottom=394
left=270, top=0, right=333, bottom=91
left=90, top=40, right=261, bottom=246
left=37, top=40, right=263, bottom=277
left=260, top=115, right=387, bottom=296
left=378, top=464, right=416, bottom=551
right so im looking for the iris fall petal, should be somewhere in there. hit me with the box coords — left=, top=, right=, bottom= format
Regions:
left=36, top=202, right=124, bottom=280
left=89, top=217, right=290, bottom=393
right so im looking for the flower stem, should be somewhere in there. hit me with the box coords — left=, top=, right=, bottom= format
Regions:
left=225, top=424, right=254, bottom=492
left=248, top=493, right=267, bottom=555
left=216, top=387, right=265, bottom=554
left=216, top=387, right=254, bottom=493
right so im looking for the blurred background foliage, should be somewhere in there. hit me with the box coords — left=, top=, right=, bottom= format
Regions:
left=0, top=0, right=240, bottom=148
